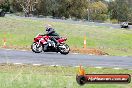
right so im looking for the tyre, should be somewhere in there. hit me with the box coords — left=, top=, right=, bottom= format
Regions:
left=76, top=75, right=86, bottom=85
left=31, top=42, right=43, bottom=53
left=58, top=44, right=70, bottom=55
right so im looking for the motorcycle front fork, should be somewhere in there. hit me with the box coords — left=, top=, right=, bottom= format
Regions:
left=37, top=38, right=44, bottom=47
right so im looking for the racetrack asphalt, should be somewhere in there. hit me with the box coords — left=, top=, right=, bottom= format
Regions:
left=0, top=49, right=132, bottom=69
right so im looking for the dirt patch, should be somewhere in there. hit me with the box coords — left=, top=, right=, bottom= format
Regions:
left=1, top=45, right=108, bottom=55
left=71, top=48, right=109, bottom=55
left=1, top=45, right=31, bottom=51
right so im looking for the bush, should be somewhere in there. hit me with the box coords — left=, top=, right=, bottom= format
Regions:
left=0, top=0, right=10, bottom=12
left=110, top=19, right=118, bottom=24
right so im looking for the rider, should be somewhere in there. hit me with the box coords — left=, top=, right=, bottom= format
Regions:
left=44, top=24, right=60, bottom=46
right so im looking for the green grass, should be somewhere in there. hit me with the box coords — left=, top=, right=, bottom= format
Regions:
left=0, top=15, right=132, bottom=56
left=0, top=64, right=131, bottom=88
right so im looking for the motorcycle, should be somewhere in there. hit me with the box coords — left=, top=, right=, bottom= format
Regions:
left=31, top=34, right=70, bottom=55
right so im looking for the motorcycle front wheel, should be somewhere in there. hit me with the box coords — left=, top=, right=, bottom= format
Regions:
left=58, top=44, right=70, bottom=55
left=31, top=42, right=43, bottom=53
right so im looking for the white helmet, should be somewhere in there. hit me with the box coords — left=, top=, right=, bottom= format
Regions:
left=45, top=24, right=52, bottom=29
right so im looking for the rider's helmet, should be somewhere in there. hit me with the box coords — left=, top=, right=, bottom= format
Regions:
left=45, top=24, right=52, bottom=32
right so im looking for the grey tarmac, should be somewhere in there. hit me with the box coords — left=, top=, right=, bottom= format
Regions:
left=0, top=49, right=132, bottom=69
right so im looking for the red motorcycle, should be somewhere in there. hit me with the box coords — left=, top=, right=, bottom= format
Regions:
left=31, top=34, right=70, bottom=55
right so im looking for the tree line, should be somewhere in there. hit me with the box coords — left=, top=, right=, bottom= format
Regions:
left=0, top=0, right=132, bottom=23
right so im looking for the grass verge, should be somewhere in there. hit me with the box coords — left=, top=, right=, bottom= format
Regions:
left=0, top=15, right=132, bottom=56
left=0, top=64, right=132, bottom=88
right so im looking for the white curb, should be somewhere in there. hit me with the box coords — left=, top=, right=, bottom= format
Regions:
left=72, top=53, right=79, bottom=55
left=113, top=68, right=122, bottom=70
left=13, top=63, right=23, bottom=65
left=1, top=63, right=132, bottom=70
left=95, top=67, right=103, bottom=69
left=32, top=64, right=41, bottom=66
left=50, top=65, right=60, bottom=67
